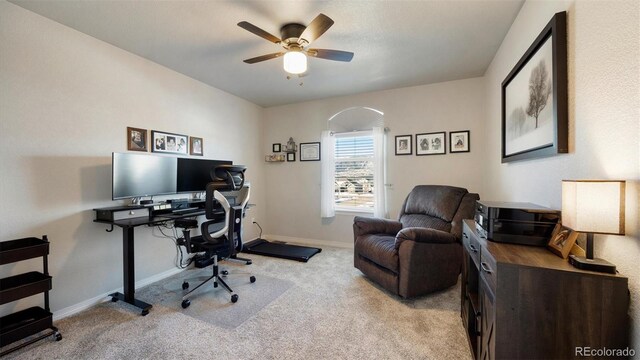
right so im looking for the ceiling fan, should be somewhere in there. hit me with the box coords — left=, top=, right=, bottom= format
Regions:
left=238, top=13, right=354, bottom=75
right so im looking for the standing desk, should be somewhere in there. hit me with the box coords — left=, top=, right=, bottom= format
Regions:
left=93, top=209, right=206, bottom=316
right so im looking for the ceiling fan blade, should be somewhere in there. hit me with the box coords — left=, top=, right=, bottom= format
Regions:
left=237, top=21, right=281, bottom=44
left=243, top=52, right=285, bottom=64
left=299, top=14, right=334, bottom=45
left=307, top=49, right=354, bottom=62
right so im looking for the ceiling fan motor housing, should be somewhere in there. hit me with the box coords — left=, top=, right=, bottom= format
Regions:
left=280, top=23, right=306, bottom=45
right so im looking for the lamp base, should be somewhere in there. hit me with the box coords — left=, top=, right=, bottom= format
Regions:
left=568, top=255, right=616, bottom=274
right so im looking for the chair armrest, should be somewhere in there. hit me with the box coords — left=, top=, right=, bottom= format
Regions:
left=353, top=216, right=403, bottom=239
left=395, top=227, right=458, bottom=249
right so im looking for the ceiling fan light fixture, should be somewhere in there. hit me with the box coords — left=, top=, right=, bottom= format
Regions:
left=283, top=51, right=307, bottom=74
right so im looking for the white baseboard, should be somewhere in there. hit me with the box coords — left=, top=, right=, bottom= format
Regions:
left=262, top=234, right=354, bottom=249
left=53, top=267, right=184, bottom=321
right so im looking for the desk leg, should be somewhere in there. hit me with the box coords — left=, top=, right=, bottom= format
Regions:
left=110, top=226, right=152, bottom=316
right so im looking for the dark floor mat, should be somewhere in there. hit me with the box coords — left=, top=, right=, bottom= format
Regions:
left=242, top=239, right=321, bottom=262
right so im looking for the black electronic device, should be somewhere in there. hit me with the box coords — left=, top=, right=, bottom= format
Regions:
left=112, top=153, right=233, bottom=201
left=177, top=158, right=232, bottom=193
left=474, top=200, right=560, bottom=246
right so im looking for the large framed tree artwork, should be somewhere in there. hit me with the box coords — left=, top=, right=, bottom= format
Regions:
left=501, top=12, right=568, bottom=163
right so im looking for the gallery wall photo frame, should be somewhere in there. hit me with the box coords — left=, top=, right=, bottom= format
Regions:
left=272, top=143, right=281, bottom=153
left=300, top=142, right=321, bottom=161
left=416, top=132, right=446, bottom=156
left=190, top=136, right=203, bottom=156
left=395, top=135, right=412, bottom=155
left=501, top=11, right=568, bottom=163
left=450, top=130, right=470, bottom=153
left=286, top=152, right=296, bottom=162
left=127, top=127, right=147, bottom=152
left=151, top=130, right=188, bottom=155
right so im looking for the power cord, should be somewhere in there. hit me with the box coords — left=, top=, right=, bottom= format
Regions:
left=153, top=223, right=196, bottom=269
left=253, top=220, right=263, bottom=240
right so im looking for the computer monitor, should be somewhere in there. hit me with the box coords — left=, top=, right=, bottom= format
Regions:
left=177, top=158, right=232, bottom=193
left=112, top=152, right=177, bottom=200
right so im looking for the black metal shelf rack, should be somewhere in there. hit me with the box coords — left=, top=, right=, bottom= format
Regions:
left=0, top=235, right=61, bottom=356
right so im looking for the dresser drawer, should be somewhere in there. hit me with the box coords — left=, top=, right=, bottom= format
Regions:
left=480, top=247, right=497, bottom=291
left=463, top=226, right=481, bottom=267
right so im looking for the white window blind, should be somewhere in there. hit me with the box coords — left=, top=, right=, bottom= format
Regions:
left=334, top=132, right=374, bottom=211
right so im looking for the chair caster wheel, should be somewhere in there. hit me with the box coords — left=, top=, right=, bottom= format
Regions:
left=181, top=299, right=190, bottom=309
left=246, top=260, right=252, bottom=265
left=111, top=296, right=118, bottom=302
left=54, top=332, right=62, bottom=341
left=221, top=270, right=229, bottom=276
left=182, top=281, right=189, bottom=290
left=214, top=282, right=218, bottom=288
left=231, top=294, right=239, bottom=303
left=250, top=276, right=256, bottom=283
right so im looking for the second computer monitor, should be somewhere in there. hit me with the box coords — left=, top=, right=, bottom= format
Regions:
left=177, top=158, right=232, bottom=193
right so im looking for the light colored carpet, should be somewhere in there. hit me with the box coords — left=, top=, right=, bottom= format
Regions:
left=5, top=247, right=472, bottom=359
left=137, top=268, right=293, bottom=329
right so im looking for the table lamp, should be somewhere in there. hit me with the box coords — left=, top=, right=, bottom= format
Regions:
left=561, top=180, right=625, bottom=273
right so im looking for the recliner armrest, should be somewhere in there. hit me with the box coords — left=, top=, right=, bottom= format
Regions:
left=395, top=227, right=458, bottom=249
left=353, top=216, right=403, bottom=239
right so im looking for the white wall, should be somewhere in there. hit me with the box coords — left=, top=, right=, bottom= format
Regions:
left=483, top=0, right=639, bottom=348
left=263, top=78, right=486, bottom=246
left=0, top=1, right=266, bottom=316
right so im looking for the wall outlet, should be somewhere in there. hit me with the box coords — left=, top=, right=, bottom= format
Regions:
left=251, top=217, right=256, bottom=223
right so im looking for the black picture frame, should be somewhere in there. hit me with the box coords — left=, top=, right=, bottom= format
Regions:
left=151, top=130, right=188, bottom=155
left=300, top=142, right=321, bottom=161
left=450, top=130, right=470, bottom=153
left=501, top=11, right=568, bottom=163
left=286, top=152, right=296, bottom=162
left=395, top=135, right=412, bottom=155
left=272, top=143, right=281, bottom=152
left=416, top=132, right=446, bottom=156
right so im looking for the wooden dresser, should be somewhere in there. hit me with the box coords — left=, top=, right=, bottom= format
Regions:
left=461, top=220, right=629, bottom=359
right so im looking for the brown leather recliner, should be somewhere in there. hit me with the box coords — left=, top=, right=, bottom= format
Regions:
left=353, top=185, right=479, bottom=298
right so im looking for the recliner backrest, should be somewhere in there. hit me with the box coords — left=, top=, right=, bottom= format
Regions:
left=398, top=185, right=478, bottom=238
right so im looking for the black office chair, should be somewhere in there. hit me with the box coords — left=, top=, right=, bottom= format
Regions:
left=177, top=165, right=255, bottom=308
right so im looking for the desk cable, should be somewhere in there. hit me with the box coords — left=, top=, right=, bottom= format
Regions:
left=152, top=223, right=197, bottom=269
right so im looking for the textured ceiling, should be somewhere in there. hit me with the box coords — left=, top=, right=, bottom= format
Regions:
left=10, top=0, right=524, bottom=107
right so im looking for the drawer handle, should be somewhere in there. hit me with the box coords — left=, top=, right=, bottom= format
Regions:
left=481, top=262, right=493, bottom=274
left=468, top=244, right=478, bottom=253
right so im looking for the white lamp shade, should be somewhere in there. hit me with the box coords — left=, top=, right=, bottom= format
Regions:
left=283, top=51, right=307, bottom=74
left=561, top=180, right=625, bottom=234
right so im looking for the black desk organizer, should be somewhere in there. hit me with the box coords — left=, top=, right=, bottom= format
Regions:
left=0, top=235, right=62, bottom=356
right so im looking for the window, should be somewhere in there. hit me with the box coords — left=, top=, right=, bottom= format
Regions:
left=334, top=132, right=374, bottom=211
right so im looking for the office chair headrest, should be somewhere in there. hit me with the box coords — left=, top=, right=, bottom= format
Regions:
left=209, top=164, right=246, bottom=191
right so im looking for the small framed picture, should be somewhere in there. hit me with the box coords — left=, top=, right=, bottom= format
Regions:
left=287, top=152, right=296, bottom=162
left=190, top=137, right=203, bottom=156
left=395, top=135, right=412, bottom=155
left=300, top=142, right=321, bottom=161
left=151, top=130, right=188, bottom=155
left=416, top=132, right=446, bottom=155
left=450, top=130, right=470, bottom=153
left=547, top=224, right=579, bottom=259
left=272, top=143, right=281, bottom=152
left=127, top=127, right=147, bottom=152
